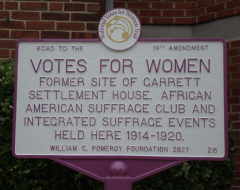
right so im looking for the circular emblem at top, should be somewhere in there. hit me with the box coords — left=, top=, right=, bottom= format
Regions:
left=98, top=8, right=141, bottom=51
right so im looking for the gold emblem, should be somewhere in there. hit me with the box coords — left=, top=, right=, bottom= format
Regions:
left=106, top=15, right=133, bottom=43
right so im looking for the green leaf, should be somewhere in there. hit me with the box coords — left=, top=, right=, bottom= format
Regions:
left=23, top=169, right=30, bottom=174
left=36, top=160, right=43, bottom=168
left=174, top=171, right=182, bottom=177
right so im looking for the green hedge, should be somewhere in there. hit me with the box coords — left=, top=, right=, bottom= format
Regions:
left=0, top=59, right=235, bottom=190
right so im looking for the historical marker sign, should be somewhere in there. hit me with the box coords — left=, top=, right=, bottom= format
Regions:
left=12, top=8, right=228, bottom=190
left=13, top=38, right=228, bottom=159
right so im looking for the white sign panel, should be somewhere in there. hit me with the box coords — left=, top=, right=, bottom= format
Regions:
left=13, top=39, right=227, bottom=160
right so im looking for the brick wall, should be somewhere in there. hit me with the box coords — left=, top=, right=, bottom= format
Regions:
left=0, top=0, right=104, bottom=59
left=228, top=38, right=240, bottom=189
left=114, top=0, right=240, bottom=25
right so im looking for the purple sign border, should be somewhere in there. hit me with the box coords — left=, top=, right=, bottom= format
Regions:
left=12, top=38, right=228, bottom=183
